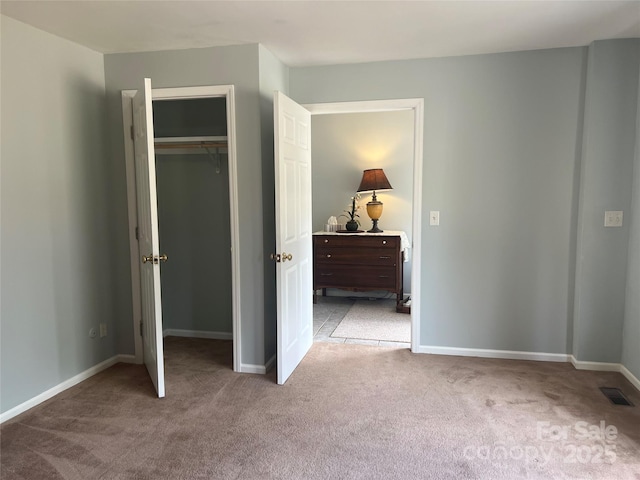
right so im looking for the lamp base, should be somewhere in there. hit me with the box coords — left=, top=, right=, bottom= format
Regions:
left=368, top=219, right=383, bottom=233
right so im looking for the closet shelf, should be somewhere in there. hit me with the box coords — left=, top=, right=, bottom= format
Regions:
left=154, top=136, right=227, bottom=150
left=154, top=136, right=227, bottom=173
left=155, top=141, right=227, bottom=149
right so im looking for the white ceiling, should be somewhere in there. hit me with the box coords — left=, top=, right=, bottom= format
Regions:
left=2, top=1, right=639, bottom=67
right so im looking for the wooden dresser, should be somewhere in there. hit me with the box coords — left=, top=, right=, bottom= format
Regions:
left=313, top=233, right=403, bottom=308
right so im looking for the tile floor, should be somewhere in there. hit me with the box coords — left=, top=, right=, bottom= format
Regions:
left=313, top=296, right=411, bottom=348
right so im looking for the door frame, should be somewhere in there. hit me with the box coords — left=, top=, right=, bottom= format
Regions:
left=121, top=84, right=242, bottom=372
left=303, top=98, right=424, bottom=351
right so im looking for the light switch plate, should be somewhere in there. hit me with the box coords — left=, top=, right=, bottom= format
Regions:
left=604, top=211, right=623, bottom=227
left=430, top=211, right=440, bottom=226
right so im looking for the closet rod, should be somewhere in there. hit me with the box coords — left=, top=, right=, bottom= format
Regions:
left=154, top=142, right=227, bottom=149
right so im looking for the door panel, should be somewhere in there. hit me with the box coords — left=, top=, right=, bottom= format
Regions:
left=133, top=78, right=165, bottom=398
left=274, top=92, right=313, bottom=385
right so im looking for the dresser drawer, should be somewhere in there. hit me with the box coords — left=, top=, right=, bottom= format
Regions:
left=313, top=233, right=404, bottom=307
left=314, top=265, right=398, bottom=290
left=314, top=247, right=398, bottom=266
left=314, top=235, right=399, bottom=249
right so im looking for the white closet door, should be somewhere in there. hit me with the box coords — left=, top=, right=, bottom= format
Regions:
left=274, top=91, right=313, bottom=385
left=133, top=78, right=165, bottom=398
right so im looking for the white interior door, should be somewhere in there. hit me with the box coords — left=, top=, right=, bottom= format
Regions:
left=274, top=91, right=313, bottom=385
left=133, top=78, right=165, bottom=397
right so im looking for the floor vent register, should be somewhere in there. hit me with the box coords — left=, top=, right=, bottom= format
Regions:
left=599, top=387, right=634, bottom=406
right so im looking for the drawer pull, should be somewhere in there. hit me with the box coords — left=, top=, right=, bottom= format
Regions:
left=326, top=254, right=331, bottom=258
left=378, top=275, right=389, bottom=278
left=382, top=240, right=387, bottom=244
left=320, top=273, right=333, bottom=276
left=379, top=255, right=391, bottom=259
left=324, top=239, right=329, bottom=243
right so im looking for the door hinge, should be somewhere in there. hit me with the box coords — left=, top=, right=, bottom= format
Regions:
left=139, top=321, right=143, bottom=337
left=130, top=125, right=134, bottom=140
left=135, top=226, right=139, bottom=240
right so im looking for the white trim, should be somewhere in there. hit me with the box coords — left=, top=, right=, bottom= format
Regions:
left=410, top=100, right=424, bottom=352
left=417, top=345, right=570, bottom=362
left=265, top=354, right=276, bottom=373
left=225, top=86, right=242, bottom=373
left=0, top=356, right=121, bottom=424
left=413, top=348, right=640, bottom=392
left=122, top=90, right=144, bottom=365
left=571, top=356, right=640, bottom=391
left=122, top=84, right=242, bottom=374
left=304, top=98, right=424, bottom=356
left=620, top=365, right=640, bottom=391
left=152, top=86, right=226, bottom=100
left=302, top=98, right=421, bottom=114
left=570, top=355, right=620, bottom=371
left=163, top=329, right=233, bottom=340
left=116, top=354, right=139, bottom=364
left=240, top=362, right=270, bottom=374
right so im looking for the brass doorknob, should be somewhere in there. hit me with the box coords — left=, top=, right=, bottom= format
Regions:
left=142, top=254, right=168, bottom=264
left=282, top=253, right=293, bottom=262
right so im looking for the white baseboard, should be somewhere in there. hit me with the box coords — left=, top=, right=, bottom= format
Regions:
left=116, top=354, right=139, bottom=364
left=414, top=347, right=639, bottom=392
left=265, top=354, right=276, bottom=373
left=163, top=329, right=232, bottom=340
left=239, top=363, right=266, bottom=374
left=620, top=365, right=640, bottom=391
left=416, top=345, right=570, bottom=363
left=0, top=355, right=121, bottom=424
left=569, top=356, right=620, bottom=371
left=239, top=358, right=275, bottom=375
left=239, top=354, right=275, bottom=375
left=570, top=356, right=640, bottom=391
left=4, top=346, right=636, bottom=426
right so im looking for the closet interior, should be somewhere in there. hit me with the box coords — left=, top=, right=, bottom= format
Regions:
left=152, top=97, right=233, bottom=354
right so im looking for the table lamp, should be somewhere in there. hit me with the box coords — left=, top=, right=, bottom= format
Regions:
left=357, top=168, right=393, bottom=233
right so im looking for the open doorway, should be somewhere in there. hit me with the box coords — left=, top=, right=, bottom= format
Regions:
left=153, top=98, right=232, bottom=340
left=304, top=99, right=424, bottom=351
left=311, top=109, right=414, bottom=347
left=122, top=84, right=242, bottom=397
left=153, top=96, right=235, bottom=371
left=272, top=93, right=423, bottom=383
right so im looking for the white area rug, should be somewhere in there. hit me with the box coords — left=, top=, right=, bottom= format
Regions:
left=331, top=299, right=410, bottom=342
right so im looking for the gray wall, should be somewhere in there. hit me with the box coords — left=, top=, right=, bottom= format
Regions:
left=104, top=44, right=267, bottom=366
left=156, top=153, right=232, bottom=333
left=153, top=97, right=227, bottom=137
left=258, top=45, right=289, bottom=362
left=291, top=47, right=586, bottom=353
left=622, top=62, right=640, bottom=379
left=154, top=99, right=232, bottom=334
left=573, top=40, right=640, bottom=363
left=3, top=16, right=638, bottom=416
left=1, top=16, right=113, bottom=413
left=311, top=111, right=414, bottom=291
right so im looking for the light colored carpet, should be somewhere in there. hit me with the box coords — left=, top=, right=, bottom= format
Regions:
left=2, top=338, right=640, bottom=479
left=331, top=299, right=410, bottom=342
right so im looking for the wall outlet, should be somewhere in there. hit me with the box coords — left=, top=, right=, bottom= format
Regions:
left=89, top=327, right=97, bottom=339
left=99, top=323, right=107, bottom=338
left=430, top=211, right=440, bottom=226
left=604, top=211, right=623, bottom=227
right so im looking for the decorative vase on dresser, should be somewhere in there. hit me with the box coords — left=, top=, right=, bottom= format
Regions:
left=345, top=220, right=359, bottom=231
